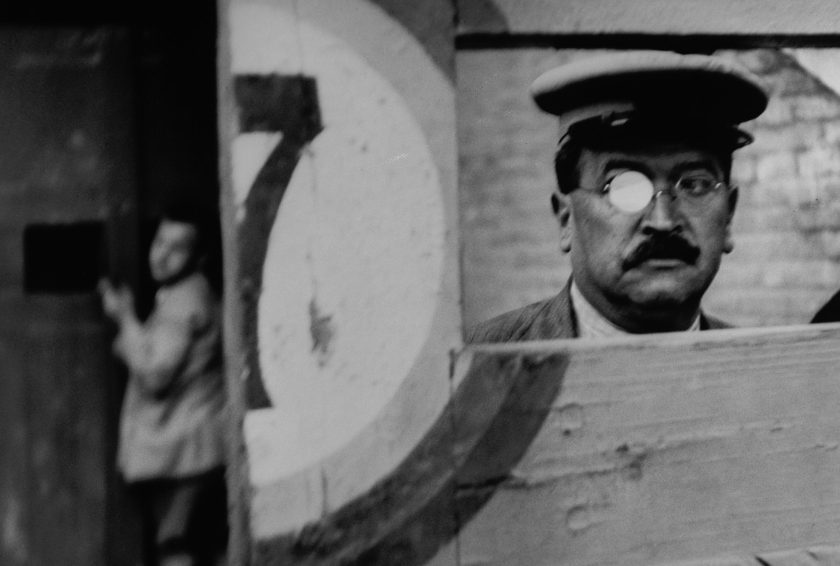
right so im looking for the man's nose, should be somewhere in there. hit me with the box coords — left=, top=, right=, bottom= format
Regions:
left=642, top=188, right=680, bottom=233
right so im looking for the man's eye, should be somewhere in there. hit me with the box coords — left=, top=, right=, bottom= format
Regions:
left=679, top=175, right=717, bottom=195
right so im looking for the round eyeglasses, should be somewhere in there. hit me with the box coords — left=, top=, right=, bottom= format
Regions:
left=579, top=170, right=730, bottom=214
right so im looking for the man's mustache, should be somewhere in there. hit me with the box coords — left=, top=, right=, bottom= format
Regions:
left=623, top=233, right=700, bottom=269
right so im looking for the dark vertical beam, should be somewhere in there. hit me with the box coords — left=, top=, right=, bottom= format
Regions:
left=100, top=28, right=144, bottom=566
left=216, top=0, right=249, bottom=563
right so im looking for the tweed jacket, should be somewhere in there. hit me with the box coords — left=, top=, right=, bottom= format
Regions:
left=467, top=279, right=730, bottom=344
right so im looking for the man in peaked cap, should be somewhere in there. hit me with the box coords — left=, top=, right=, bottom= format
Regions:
left=468, top=51, right=768, bottom=342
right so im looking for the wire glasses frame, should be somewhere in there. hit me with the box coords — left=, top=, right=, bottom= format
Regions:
left=578, top=170, right=732, bottom=214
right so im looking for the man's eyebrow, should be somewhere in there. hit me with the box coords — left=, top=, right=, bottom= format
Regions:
left=603, top=158, right=721, bottom=174
left=674, top=159, right=722, bottom=174
left=602, top=158, right=652, bottom=175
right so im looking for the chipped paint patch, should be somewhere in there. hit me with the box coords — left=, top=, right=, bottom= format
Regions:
left=555, top=403, right=584, bottom=436
left=308, top=298, right=334, bottom=366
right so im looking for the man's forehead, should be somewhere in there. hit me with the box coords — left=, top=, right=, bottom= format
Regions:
left=580, top=144, right=726, bottom=172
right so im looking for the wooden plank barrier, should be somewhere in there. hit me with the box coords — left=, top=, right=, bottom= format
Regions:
left=452, top=324, right=840, bottom=565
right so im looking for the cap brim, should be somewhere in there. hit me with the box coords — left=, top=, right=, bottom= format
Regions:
left=531, top=51, right=768, bottom=125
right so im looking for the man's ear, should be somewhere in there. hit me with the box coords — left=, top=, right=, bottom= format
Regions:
left=551, top=191, right=573, bottom=253
left=723, top=185, right=738, bottom=254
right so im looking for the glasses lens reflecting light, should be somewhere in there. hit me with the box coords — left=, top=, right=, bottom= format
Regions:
left=607, top=171, right=654, bottom=213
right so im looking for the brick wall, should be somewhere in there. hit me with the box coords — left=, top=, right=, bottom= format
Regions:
left=459, top=48, right=840, bottom=328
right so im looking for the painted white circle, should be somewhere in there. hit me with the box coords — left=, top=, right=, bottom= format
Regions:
left=255, top=21, right=446, bottom=476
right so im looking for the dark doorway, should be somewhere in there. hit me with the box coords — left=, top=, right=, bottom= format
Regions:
left=0, top=4, right=219, bottom=566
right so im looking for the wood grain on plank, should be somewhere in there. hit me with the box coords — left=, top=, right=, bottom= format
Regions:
left=673, top=544, right=840, bottom=565
left=458, top=324, right=840, bottom=565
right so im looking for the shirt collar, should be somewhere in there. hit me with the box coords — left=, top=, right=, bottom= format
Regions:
left=570, top=281, right=700, bottom=338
